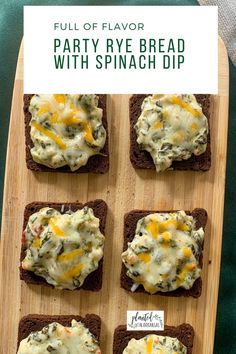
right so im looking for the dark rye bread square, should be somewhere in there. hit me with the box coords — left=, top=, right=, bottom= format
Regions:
left=24, top=94, right=109, bottom=173
left=17, top=314, right=101, bottom=350
left=130, top=94, right=211, bottom=171
left=20, top=199, right=107, bottom=291
left=120, top=208, right=207, bottom=298
left=113, top=324, right=194, bottom=354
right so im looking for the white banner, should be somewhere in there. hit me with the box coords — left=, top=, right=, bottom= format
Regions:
left=24, top=6, right=218, bottom=94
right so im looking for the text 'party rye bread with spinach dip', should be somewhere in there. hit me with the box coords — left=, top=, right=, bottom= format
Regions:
left=17, top=314, right=101, bottom=354
left=121, top=209, right=207, bottom=296
left=24, top=94, right=109, bottom=173
left=130, top=94, right=211, bottom=172
left=20, top=200, right=107, bottom=290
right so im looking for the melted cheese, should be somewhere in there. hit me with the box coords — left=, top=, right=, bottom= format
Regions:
left=159, top=219, right=177, bottom=232
left=83, top=121, right=94, bottom=143
left=135, top=94, right=208, bottom=172
left=178, top=223, right=190, bottom=232
left=51, top=111, right=59, bottom=124
left=31, top=121, right=66, bottom=150
left=21, top=207, right=105, bottom=290
left=190, top=122, right=198, bottom=131
left=139, top=252, right=151, bottom=263
left=17, top=320, right=101, bottom=354
left=32, top=237, right=41, bottom=249
left=58, top=249, right=84, bottom=262
left=146, top=336, right=154, bottom=353
left=182, top=247, right=192, bottom=257
left=59, top=263, right=84, bottom=281
left=49, top=218, right=65, bottom=236
left=121, top=211, right=204, bottom=294
left=53, top=94, right=67, bottom=104
left=38, top=103, right=51, bottom=116
left=154, top=121, right=163, bottom=130
left=169, top=95, right=201, bottom=117
left=29, top=94, right=106, bottom=171
left=147, top=219, right=159, bottom=239
left=162, top=231, right=171, bottom=243
left=122, top=334, right=187, bottom=354
left=172, top=129, right=185, bottom=144
left=60, top=114, right=82, bottom=125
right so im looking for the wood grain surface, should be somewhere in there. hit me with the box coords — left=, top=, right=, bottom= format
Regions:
left=0, top=38, right=229, bottom=354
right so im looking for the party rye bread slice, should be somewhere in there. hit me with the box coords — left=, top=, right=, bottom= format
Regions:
left=130, top=94, right=211, bottom=171
left=17, top=314, right=101, bottom=350
left=24, top=94, right=109, bottom=173
left=20, top=199, right=107, bottom=291
left=113, top=324, right=194, bottom=354
left=120, top=208, right=207, bottom=298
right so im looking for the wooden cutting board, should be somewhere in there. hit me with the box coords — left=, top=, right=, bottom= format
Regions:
left=0, top=37, right=229, bottom=354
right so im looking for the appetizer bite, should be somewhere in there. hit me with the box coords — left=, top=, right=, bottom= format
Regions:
left=123, top=335, right=187, bottom=353
left=20, top=200, right=107, bottom=291
left=121, top=209, right=207, bottom=297
left=130, top=94, right=211, bottom=172
left=17, top=314, right=101, bottom=353
left=24, top=94, right=109, bottom=173
left=113, top=324, right=194, bottom=354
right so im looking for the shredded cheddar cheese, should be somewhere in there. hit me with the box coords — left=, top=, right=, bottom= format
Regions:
left=190, top=122, right=198, bottom=131
left=182, top=247, right=192, bottom=257
left=146, top=336, right=154, bottom=353
left=53, top=94, right=66, bottom=104
left=32, top=237, right=41, bottom=249
left=139, top=252, right=151, bottom=263
left=169, top=95, right=201, bottom=117
left=58, top=249, right=84, bottom=262
left=38, top=103, right=51, bottom=116
left=178, top=223, right=190, bottom=232
left=172, top=129, right=185, bottom=144
left=60, top=263, right=84, bottom=281
left=49, top=218, right=65, bottom=237
left=162, top=231, right=171, bottom=242
left=154, top=121, right=163, bottom=130
left=50, top=111, right=59, bottom=124
left=159, top=219, right=177, bottom=232
left=147, top=220, right=159, bottom=239
left=31, top=121, right=67, bottom=150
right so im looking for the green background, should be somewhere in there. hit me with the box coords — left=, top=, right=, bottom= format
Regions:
left=0, top=1, right=235, bottom=353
